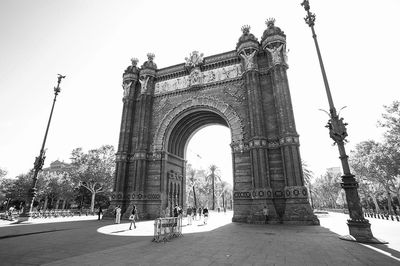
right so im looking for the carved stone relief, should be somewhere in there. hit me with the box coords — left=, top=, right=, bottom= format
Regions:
left=155, top=64, right=242, bottom=95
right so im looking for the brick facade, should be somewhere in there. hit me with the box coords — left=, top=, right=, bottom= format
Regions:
left=109, top=21, right=318, bottom=224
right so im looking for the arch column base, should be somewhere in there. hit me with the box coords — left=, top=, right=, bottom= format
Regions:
left=282, top=186, right=319, bottom=225
left=232, top=188, right=280, bottom=223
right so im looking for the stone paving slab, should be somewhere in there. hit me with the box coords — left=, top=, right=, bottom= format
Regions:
left=1, top=212, right=400, bottom=265
left=40, top=212, right=400, bottom=266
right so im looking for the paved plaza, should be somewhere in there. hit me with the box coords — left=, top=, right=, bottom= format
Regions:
left=0, top=211, right=399, bottom=265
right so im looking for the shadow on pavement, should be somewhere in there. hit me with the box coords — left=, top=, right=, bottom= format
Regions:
left=364, top=244, right=400, bottom=262
left=0, top=228, right=72, bottom=240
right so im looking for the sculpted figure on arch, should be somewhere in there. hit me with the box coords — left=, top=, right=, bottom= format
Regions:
left=139, top=76, right=149, bottom=94
left=239, top=49, right=257, bottom=71
left=266, top=44, right=283, bottom=65
left=122, top=81, right=132, bottom=97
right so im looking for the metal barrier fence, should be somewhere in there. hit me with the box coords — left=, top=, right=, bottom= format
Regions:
left=364, top=212, right=400, bottom=222
left=152, top=217, right=183, bottom=243
left=0, top=209, right=81, bottom=221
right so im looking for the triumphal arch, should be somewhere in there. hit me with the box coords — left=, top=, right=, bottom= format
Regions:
left=110, top=19, right=318, bottom=224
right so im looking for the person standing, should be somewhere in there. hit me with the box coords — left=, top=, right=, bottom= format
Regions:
left=192, top=206, right=197, bottom=220
left=173, top=205, right=179, bottom=217
left=129, top=205, right=137, bottom=230
left=263, top=205, right=269, bottom=224
left=187, top=206, right=192, bottom=225
left=198, top=207, right=202, bottom=221
left=203, top=207, right=209, bottom=224
left=115, top=205, right=121, bottom=224
left=98, top=206, right=103, bottom=220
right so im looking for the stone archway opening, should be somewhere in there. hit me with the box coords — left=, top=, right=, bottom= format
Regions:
left=162, top=108, right=234, bottom=217
left=185, top=125, right=233, bottom=212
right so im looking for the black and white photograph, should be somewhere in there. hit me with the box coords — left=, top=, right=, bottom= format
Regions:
left=0, top=0, right=399, bottom=265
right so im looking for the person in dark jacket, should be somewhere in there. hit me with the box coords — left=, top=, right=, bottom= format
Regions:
left=203, top=207, right=209, bottom=224
left=129, top=205, right=137, bottom=230
left=98, top=206, right=103, bottom=220
left=173, top=205, right=179, bottom=217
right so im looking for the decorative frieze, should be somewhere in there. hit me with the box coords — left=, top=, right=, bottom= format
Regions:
left=232, top=137, right=299, bottom=151
left=267, top=139, right=280, bottom=148
left=128, top=192, right=161, bottom=201
left=279, top=136, right=299, bottom=145
left=231, top=141, right=250, bottom=152
left=233, top=188, right=273, bottom=200
left=154, top=64, right=242, bottom=95
left=248, top=138, right=268, bottom=148
left=115, top=153, right=128, bottom=162
left=284, top=186, right=308, bottom=199
left=111, top=192, right=124, bottom=200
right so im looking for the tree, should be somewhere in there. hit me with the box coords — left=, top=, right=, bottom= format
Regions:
left=216, top=180, right=232, bottom=209
left=350, top=140, right=400, bottom=214
left=0, top=178, right=14, bottom=210
left=370, top=143, right=400, bottom=213
left=9, top=173, right=32, bottom=209
left=311, top=171, right=341, bottom=209
left=378, top=101, right=400, bottom=146
left=186, top=164, right=198, bottom=208
left=0, top=167, right=7, bottom=179
left=70, top=145, right=115, bottom=213
left=301, top=160, right=313, bottom=187
left=302, top=160, right=314, bottom=208
left=206, top=164, right=221, bottom=210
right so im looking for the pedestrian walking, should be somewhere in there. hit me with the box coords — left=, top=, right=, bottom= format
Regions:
left=198, top=207, right=202, bottom=221
left=115, top=205, right=121, bottom=224
left=263, top=205, right=269, bottom=224
left=98, top=206, right=103, bottom=220
left=187, top=206, right=193, bottom=225
left=129, top=205, right=137, bottom=230
left=192, top=206, right=197, bottom=220
left=173, top=205, right=179, bottom=217
left=203, top=207, right=209, bottom=224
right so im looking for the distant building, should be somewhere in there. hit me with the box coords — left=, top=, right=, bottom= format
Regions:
left=42, top=160, right=74, bottom=174
left=326, top=167, right=342, bottom=177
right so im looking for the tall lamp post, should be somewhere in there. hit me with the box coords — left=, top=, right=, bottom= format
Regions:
left=18, top=74, right=66, bottom=222
left=300, top=0, right=385, bottom=243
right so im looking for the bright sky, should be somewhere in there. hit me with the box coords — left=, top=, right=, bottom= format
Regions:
left=0, top=0, right=399, bottom=183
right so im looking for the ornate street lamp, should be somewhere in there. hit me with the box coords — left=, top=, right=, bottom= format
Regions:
left=300, top=0, right=385, bottom=243
left=18, top=74, right=66, bottom=222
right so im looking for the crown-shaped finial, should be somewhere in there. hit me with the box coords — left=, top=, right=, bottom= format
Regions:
left=241, top=25, right=251, bottom=34
left=266, top=18, right=276, bottom=27
left=147, top=53, right=155, bottom=62
left=130, top=58, right=138, bottom=66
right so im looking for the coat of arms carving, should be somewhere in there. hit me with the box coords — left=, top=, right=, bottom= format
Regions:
left=185, top=51, right=204, bottom=69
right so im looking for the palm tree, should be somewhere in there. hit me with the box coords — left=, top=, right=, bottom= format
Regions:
left=301, top=160, right=314, bottom=186
left=302, top=160, right=314, bottom=208
left=206, top=164, right=221, bottom=210
left=218, top=181, right=232, bottom=209
left=188, top=169, right=198, bottom=208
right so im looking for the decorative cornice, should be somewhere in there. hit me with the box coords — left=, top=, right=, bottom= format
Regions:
left=156, top=50, right=239, bottom=80
left=233, top=188, right=273, bottom=200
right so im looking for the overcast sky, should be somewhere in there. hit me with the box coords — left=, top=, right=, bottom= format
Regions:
left=0, top=0, right=399, bottom=184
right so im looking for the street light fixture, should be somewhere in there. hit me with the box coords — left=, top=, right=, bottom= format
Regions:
left=300, top=0, right=386, bottom=243
left=18, top=74, right=66, bottom=222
